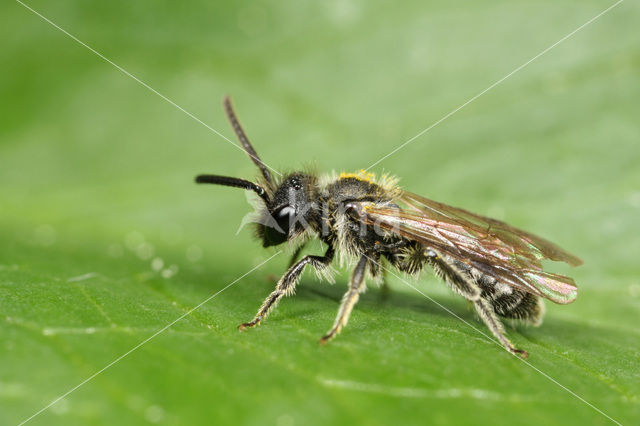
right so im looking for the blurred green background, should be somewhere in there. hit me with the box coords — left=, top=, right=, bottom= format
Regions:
left=1, top=0, right=639, bottom=425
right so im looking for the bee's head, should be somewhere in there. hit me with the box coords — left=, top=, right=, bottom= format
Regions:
left=257, top=173, right=318, bottom=247
left=195, top=97, right=319, bottom=248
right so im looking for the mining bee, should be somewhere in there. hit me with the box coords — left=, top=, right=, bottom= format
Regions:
left=195, top=97, right=582, bottom=358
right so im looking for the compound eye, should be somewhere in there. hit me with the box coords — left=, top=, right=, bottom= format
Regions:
left=263, top=206, right=295, bottom=247
left=278, top=206, right=295, bottom=218
left=275, top=206, right=295, bottom=233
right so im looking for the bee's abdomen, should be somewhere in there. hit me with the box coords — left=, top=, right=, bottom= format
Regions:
left=397, top=247, right=545, bottom=325
left=454, top=259, right=544, bottom=326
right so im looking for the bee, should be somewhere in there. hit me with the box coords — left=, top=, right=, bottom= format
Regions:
left=195, top=97, right=582, bottom=358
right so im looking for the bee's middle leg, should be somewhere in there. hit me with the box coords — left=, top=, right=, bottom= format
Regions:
left=238, top=246, right=334, bottom=330
left=319, top=255, right=368, bottom=344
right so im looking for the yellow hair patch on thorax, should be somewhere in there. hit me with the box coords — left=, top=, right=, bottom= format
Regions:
left=339, top=169, right=376, bottom=183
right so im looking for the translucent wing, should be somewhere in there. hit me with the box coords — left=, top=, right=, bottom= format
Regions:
left=361, top=191, right=582, bottom=304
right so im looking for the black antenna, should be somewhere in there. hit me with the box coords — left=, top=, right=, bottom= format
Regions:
left=195, top=174, right=269, bottom=203
left=224, top=96, right=273, bottom=185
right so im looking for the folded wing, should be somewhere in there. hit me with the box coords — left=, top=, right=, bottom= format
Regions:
left=360, top=191, right=581, bottom=304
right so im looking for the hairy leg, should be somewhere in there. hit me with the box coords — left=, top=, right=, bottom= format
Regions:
left=428, top=251, right=528, bottom=358
left=474, top=297, right=528, bottom=358
left=320, top=255, right=368, bottom=343
left=238, top=246, right=334, bottom=330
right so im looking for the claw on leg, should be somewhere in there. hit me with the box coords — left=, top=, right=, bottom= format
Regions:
left=319, top=326, right=340, bottom=345
left=318, top=335, right=331, bottom=345
left=318, top=336, right=332, bottom=345
left=238, top=319, right=260, bottom=331
left=512, top=347, right=529, bottom=359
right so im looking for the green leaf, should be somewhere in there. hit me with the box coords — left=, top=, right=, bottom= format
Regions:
left=1, top=1, right=639, bottom=425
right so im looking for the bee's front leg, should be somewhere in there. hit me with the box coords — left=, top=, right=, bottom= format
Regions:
left=238, top=246, right=334, bottom=331
left=319, top=255, right=368, bottom=343
left=287, top=242, right=307, bottom=268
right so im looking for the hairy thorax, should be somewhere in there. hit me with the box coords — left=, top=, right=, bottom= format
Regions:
left=318, top=173, right=404, bottom=260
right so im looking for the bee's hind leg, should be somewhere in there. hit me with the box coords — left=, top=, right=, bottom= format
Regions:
left=473, top=297, right=529, bottom=358
left=428, top=252, right=529, bottom=358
